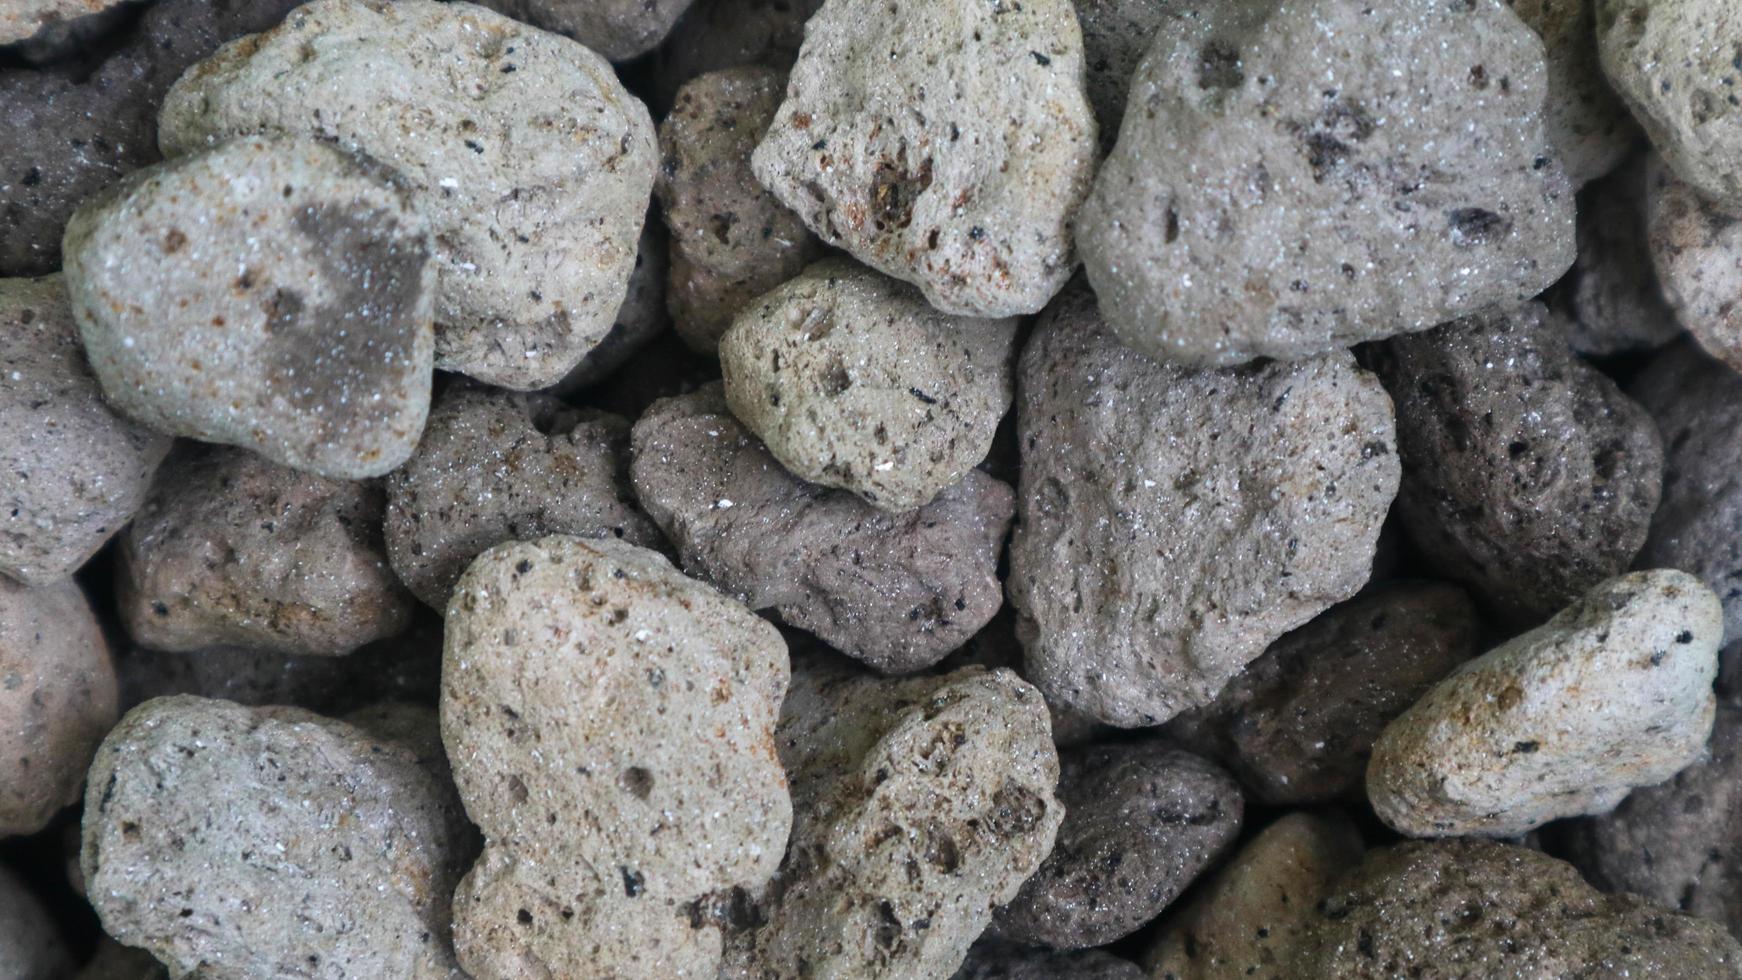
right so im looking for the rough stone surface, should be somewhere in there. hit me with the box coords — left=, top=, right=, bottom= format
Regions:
left=1508, top=0, right=1635, bottom=187
left=542, top=217, right=670, bottom=397
left=1369, top=569, right=1722, bottom=838
left=1290, top=839, right=1742, bottom=977
left=936, top=610, right=1115, bottom=750
left=0, top=576, right=116, bottom=838
left=0, top=865, right=73, bottom=980
left=992, top=743, right=1243, bottom=950
left=1076, top=0, right=1173, bottom=151
left=63, top=134, right=435, bottom=479
left=0, top=0, right=126, bottom=47
left=1367, top=301, right=1664, bottom=624
left=1560, top=154, right=1683, bottom=356
left=658, top=66, right=825, bottom=353
left=631, top=383, right=1012, bottom=672
left=1166, top=582, right=1482, bottom=805
left=1142, top=812, right=1365, bottom=980
left=721, top=655, right=1063, bottom=980
left=83, top=696, right=473, bottom=979
left=1, top=274, right=170, bottom=585
left=1077, top=0, right=1576, bottom=367
left=159, top=0, right=659, bottom=390
left=1009, top=284, right=1399, bottom=727
left=385, top=382, right=662, bottom=611
left=442, top=536, right=790, bottom=980
left=1647, top=157, right=1742, bottom=371
left=117, top=445, right=414, bottom=657
left=751, top=0, right=1097, bottom=317
left=720, top=259, right=1019, bottom=512
left=1598, top=0, right=1742, bottom=214
left=476, top=0, right=695, bottom=61
left=651, top=0, right=823, bottom=109
left=953, top=942, right=1144, bottom=980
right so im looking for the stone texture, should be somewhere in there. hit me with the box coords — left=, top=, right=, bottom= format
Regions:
left=1290, top=839, right=1742, bottom=977
left=1508, top=0, right=1635, bottom=187
left=1078, top=0, right=1575, bottom=367
left=1, top=274, right=170, bottom=585
left=751, top=0, right=1097, bottom=317
left=935, top=610, right=1115, bottom=750
left=476, top=0, right=695, bottom=61
left=720, top=259, right=1019, bottom=512
left=651, top=0, right=823, bottom=109
left=1560, top=154, right=1683, bottom=356
left=159, top=0, right=659, bottom=390
left=992, top=743, right=1243, bottom=949
left=953, top=942, right=1143, bottom=980
left=0, top=0, right=126, bottom=48
left=1647, top=157, right=1742, bottom=371
left=1076, top=0, right=1174, bottom=151
left=657, top=66, right=825, bottom=353
left=1367, top=301, right=1664, bottom=624
left=442, top=536, right=790, bottom=980
left=0, top=865, right=73, bottom=980
left=0, top=576, right=116, bottom=838
left=82, top=696, right=473, bottom=979
left=541, top=217, right=670, bottom=397
left=63, top=134, right=435, bottom=479
left=1369, top=569, right=1722, bottom=838
left=631, top=382, right=1012, bottom=672
left=117, top=445, right=414, bottom=657
left=385, top=381, right=662, bottom=611
left=1009, top=284, right=1398, bottom=727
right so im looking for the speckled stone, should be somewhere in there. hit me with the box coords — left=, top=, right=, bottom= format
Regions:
left=1561, top=154, right=1683, bottom=356
left=1008, top=284, right=1398, bottom=727
left=651, top=0, right=823, bottom=109
left=63, top=134, right=435, bottom=479
left=541, top=217, right=671, bottom=397
left=476, top=0, right=695, bottom=61
left=159, top=0, right=659, bottom=390
left=116, top=445, right=414, bottom=657
left=935, top=610, right=1116, bottom=750
left=442, top=536, right=790, bottom=980
left=1507, top=0, right=1635, bottom=187
left=0, top=865, right=73, bottom=980
left=1647, top=157, right=1742, bottom=371
left=1369, top=569, right=1722, bottom=838
left=1078, top=0, right=1575, bottom=367
left=751, top=0, right=1097, bottom=317
left=1366, top=301, right=1664, bottom=624
left=953, top=942, right=1144, bottom=980
left=1075, top=0, right=1174, bottom=151
left=992, top=743, right=1244, bottom=949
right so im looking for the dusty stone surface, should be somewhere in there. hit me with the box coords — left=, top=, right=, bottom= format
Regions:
left=651, top=0, right=823, bottom=108
left=1076, top=0, right=1174, bottom=151
left=1, top=275, right=170, bottom=585
left=542, top=218, right=670, bottom=397
left=1167, top=582, right=1481, bottom=805
left=992, top=743, right=1243, bottom=949
left=1369, top=569, right=1722, bottom=838
left=657, top=66, right=825, bottom=353
left=1078, top=0, right=1575, bottom=367
left=720, top=259, right=1019, bottom=512
left=159, top=0, right=659, bottom=390
left=1561, top=154, right=1683, bottom=356
left=0, top=865, right=73, bottom=980
left=82, top=696, right=473, bottom=979
left=476, top=0, right=695, bottom=61
left=631, top=383, right=1012, bottom=672
left=721, top=656, right=1063, bottom=980
left=954, top=942, right=1143, bottom=980
left=751, top=0, right=1097, bottom=317
left=442, top=536, right=790, bottom=980
left=1598, top=0, right=1742, bottom=214
left=385, top=382, right=661, bottom=611
left=1367, top=301, right=1664, bottom=624
left=936, top=610, right=1115, bottom=750
left=117, top=445, right=414, bottom=657
left=64, top=134, right=435, bottom=479
left=1647, top=157, right=1742, bottom=371
left=1508, top=0, right=1635, bottom=187
left=1290, top=839, right=1742, bottom=977
left=1142, top=812, right=1365, bottom=980
left=1009, top=285, right=1399, bottom=727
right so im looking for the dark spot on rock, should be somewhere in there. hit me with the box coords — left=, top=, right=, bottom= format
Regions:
left=1448, top=207, right=1510, bottom=247
left=1198, top=40, right=1244, bottom=90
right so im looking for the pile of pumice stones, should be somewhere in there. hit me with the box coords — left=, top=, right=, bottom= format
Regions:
left=6, top=0, right=1742, bottom=976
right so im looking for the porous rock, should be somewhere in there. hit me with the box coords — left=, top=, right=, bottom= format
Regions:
left=631, top=382, right=1012, bottom=672
left=953, top=942, right=1143, bottom=980
left=1368, top=569, right=1722, bottom=838
left=1077, top=0, right=1575, bottom=367
left=1075, top=0, right=1174, bottom=150
left=159, top=0, right=658, bottom=390
left=1008, top=284, right=1398, bottom=727
left=751, top=0, right=1097, bottom=317
left=1560, top=154, right=1683, bottom=356
left=63, top=133, right=435, bottom=479
left=1647, top=157, right=1742, bottom=371
left=542, top=217, right=670, bottom=397
left=1508, top=0, right=1635, bottom=187
left=651, top=0, right=823, bottom=109
left=476, top=0, right=695, bottom=61
left=0, top=865, right=73, bottom=980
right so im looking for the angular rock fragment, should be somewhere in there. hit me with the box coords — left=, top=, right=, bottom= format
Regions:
left=477, top=0, right=695, bottom=61
left=1647, top=158, right=1742, bottom=371
left=1560, top=154, right=1682, bottom=356
left=0, top=866, right=73, bottom=980
left=1510, top=0, right=1635, bottom=187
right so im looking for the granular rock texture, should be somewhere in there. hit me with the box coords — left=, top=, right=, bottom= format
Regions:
left=1290, top=839, right=1742, bottom=977
left=953, top=942, right=1144, bottom=980
left=117, top=446, right=414, bottom=657
left=476, top=0, right=695, bottom=61
left=992, top=743, right=1243, bottom=950
left=542, top=218, right=670, bottom=397
left=1166, top=582, right=1482, bottom=805
left=159, top=0, right=659, bottom=390
left=1598, top=0, right=1742, bottom=214
left=651, top=0, right=823, bottom=109
left=631, top=383, right=1012, bottom=672
left=82, top=696, right=474, bottom=980
left=1561, top=154, right=1682, bottom=355
left=1077, top=0, right=1576, bottom=367
left=1368, top=569, right=1722, bottom=838
left=0, top=865, right=73, bottom=980
left=657, top=66, right=825, bottom=353
left=0, top=576, right=116, bottom=838
left=442, top=536, right=790, bottom=980
left=1008, top=285, right=1399, bottom=727
left=1, top=274, right=170, bottom=585
left=720, top=259, right=1019, bottom=512
left=1075, top=0, right=1174, bottom=150
left=1647, top=158, right=1742, bottom=371
left=384, top=382, right=661, bottom=611
left=1508, top=0, right=1635, bottom=187
left=721, top=657, right=1063, bottom=980
left=936, top=610, right=1115, bottom=750
left=751, top=0, right=1097, bottom=317
left=63, top=134, right=435, bottom=479
left=1367, top=301, right=1664, bottom=624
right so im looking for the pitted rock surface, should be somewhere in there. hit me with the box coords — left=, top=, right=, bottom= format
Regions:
left=1508, top=0, right=1635, bottom=187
